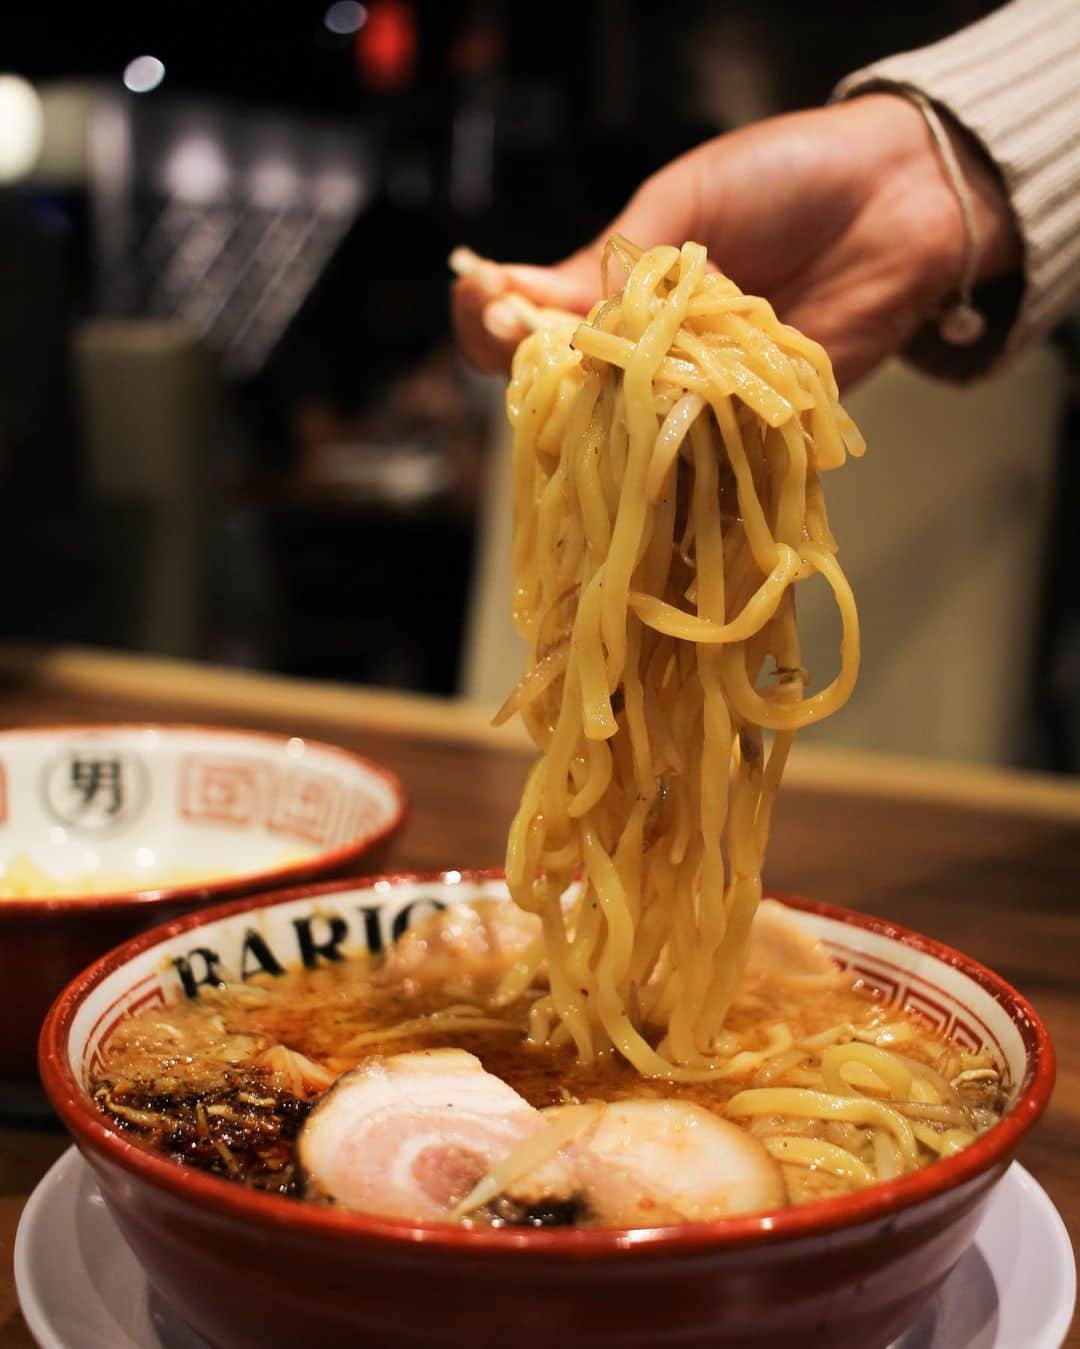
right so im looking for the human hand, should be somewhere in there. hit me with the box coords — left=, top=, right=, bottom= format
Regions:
left=452, top=94, right=1019, bottom=388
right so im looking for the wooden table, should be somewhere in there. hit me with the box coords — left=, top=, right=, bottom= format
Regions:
left=2, top=646, right=1078, bottom=1348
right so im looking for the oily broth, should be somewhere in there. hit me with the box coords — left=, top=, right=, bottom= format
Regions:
left=92, top=906, right=1006, bottom=1216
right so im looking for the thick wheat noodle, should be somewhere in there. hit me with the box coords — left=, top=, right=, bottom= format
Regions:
left=727, top=1088, right=919, bottom=1165
left=498, top=238, right=864, bottom=1079
left=761, top=1135, right=876, bottom=1186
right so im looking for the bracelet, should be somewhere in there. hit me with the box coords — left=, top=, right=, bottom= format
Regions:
left=897, top=87, right=987, bottom=346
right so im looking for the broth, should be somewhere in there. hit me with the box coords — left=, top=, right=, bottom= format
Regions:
left=92, top=901, right=1007, bottom=1221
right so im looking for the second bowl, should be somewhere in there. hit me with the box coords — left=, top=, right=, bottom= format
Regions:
left=0, top=723, right=405, bottom=1081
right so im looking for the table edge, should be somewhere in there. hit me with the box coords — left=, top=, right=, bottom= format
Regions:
left=2, top=643, right=1078, bottom=822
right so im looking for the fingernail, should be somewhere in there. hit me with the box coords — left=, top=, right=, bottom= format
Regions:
left=475, top=262, right=508, bottom=298
left=450, top=247, right=507, bottom=299
left=502, top=264, right=583, bottom=304
left=483, top=299, right=523, bottom=341
left=458, top=257, right=504, bottom=300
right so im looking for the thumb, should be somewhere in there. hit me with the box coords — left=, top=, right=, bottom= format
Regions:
left=451, top=248, right=599, bottom=374
left=504, top=151, right=707, bottom=313
left=499, top=248, right=603, bottom=316
left=453, top=157, right=702, bottom=371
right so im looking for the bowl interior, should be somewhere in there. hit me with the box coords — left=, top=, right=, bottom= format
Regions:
left=66, top=874, right=1032, bottom=1110
left=0, top=726, right=402, bottom=896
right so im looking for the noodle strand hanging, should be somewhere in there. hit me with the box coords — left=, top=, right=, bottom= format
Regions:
left=501, top=238, right=865, bottom=1079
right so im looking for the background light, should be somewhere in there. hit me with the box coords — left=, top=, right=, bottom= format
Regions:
left=324, top=2, right=367, bottom=35
left=123, top=55, right=166, bottom=94
left=0, top=75, right=44, bottom=183
left=250, top=156, right=300, bottom=209
left=165, top=134, right=229, bottom=203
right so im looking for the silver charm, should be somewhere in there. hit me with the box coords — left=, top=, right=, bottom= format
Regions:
left=940, top=302, right=986, bottom=346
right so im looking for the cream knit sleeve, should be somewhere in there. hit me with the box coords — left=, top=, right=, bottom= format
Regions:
left=835, top=0, right=1080, bottom=379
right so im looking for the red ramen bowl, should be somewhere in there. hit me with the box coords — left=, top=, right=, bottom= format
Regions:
left=39, top=872, right=1053, bottom=1349
left=1, top=725, right=404, bottom=1082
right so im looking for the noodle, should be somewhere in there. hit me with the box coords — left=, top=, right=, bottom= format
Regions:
left=501, top=238, right=863, bottom=1077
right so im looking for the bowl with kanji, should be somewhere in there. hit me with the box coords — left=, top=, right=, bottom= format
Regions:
left=0, top=723, right=405, bottom=1081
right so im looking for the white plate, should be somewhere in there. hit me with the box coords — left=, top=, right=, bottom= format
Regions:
left=15, top=1149, right=1075, bottom=1349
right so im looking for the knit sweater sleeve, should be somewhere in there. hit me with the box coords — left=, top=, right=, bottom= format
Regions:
left=834, top=0, right=1080, bottom=379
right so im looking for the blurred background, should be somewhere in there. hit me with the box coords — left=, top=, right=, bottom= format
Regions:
left=1, top=0, right=1076, bottom=770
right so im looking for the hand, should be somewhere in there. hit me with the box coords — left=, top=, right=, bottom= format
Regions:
left=452, top=94, right=1019, bottom=388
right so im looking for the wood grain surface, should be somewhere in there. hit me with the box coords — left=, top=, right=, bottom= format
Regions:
left=1, top=647, right=1077, bottom=1347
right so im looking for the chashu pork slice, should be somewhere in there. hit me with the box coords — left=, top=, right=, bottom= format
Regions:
left=299, top=1048, right=572, bottom=1221
left=549, top=1099, right=786, bottom=1226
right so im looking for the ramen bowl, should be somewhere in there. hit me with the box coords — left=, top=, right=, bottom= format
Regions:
left=0, top=725, right=404, bottom=1082
left=39, top=872, right=1053, bottom=1349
